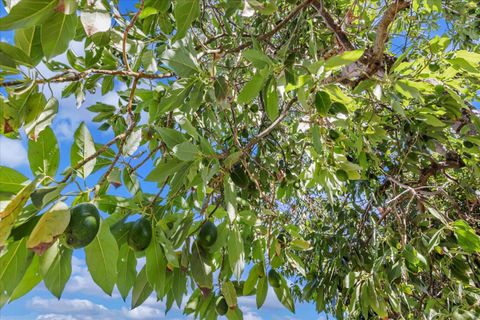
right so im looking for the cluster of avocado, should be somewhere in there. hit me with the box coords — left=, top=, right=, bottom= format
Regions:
left=61, top=202, right=152, bottom=252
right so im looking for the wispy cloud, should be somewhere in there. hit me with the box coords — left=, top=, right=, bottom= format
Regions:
left=0, top=136, right=28, bottom=168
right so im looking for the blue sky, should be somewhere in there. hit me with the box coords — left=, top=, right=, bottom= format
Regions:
left=0, top=2, right=325, bottom=320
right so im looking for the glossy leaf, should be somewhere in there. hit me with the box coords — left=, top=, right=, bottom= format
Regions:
left=85, top=221, right=119, bottom=295
left=28, top=126, right=60, bottom=178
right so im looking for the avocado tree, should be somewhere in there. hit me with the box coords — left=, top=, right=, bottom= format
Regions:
left=1, top=0, right=480, bottom=318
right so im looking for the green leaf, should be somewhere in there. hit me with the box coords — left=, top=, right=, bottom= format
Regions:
left=70, top=122, right=96, bottom=179
left=273, top=284, right=295, bottom=313
left=161, top=46, right=198, bottom=77
left=41, top=12, right=77, bottom=59
left=26, top=202, right=70, bottom=251
left=85, top=220, right=119, bottom=295
left=290, top=238, right=311, bottom=250
left=238, top=69, right=268, bottom=105
left=24, top=98, right=59, bottom=140
left=0, top=0, right=57, bottom=30
left=173, top=0, right=200, bottom=41
left=418, top=114, right=446, bottom=127
left=243, top=264, right=259, bottom=295
left=9, top=255, right=41, bottom=302
left=157, top=127, right=187, bottom=149
left=28, top=126, right=60, bottom=178
left=214, top=76, right=229, bottom=101
left=0, top=238, right=31, bottom=300
left=0, top=42, right=33, bottom=66
left=311, top=125, right=322, bottom=154
left=256, top=275, right=268, bottom=309
left=228, top=226, right=245, bottom=279
left=0, top=166, right=28, bottom=194
left=264, top=77, right=279, bottom=121
left=145, top=229, right=166, bottom=292
left=453, top=220, right=480, bottom=253
left=190, top=242, right=213, bottom=289
left=14, top=26, right=43, bottom=65
left=173, top=141, right=199, bottom=161
left=30, top=184, right=66, bottom=209
left=325, top=50, right=364, bottom=69
left=223, top=176, right=236, bottom=223
left=243, top=49, right=273, bottom=69
left=123, top=128, right=142, bottom=156
left=131, top=266, right=153, bottom=309
left=221, top=281, right=238, bottom=307
left=80, top=2, right=111, bottom=36
left=145, top=157, right=184, bottom=183
left=39, top=241, right=72, bottom=299
left=139, top=6, right=158, bottom=19
left=0, top=177, right=39, bottom=248
left=314, top=91, right=331, bottom=116
left=116, top=244, right=137, bottom=301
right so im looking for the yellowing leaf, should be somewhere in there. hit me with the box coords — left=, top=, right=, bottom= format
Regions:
left=27, top=202, right=70, bottom=253
left=0, top=177, right=39, bottom=218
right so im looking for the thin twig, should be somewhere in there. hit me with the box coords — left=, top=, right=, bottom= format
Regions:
left=60, top=133, right=126, bottom=184
left=123, top=0, right=145, bottom=71
left=311, top=0, right=355, bottom=50
left=0, top=69, right=174, bottom=87
left=226, top=0, right=313, bottom=53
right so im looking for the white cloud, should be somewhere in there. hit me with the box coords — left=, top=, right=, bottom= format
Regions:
left=0, top=136, right=28, bottom=168
left=37, top=315, right=81, bottom=320
left=121, top=306, right=164, bottom=319
left=244, top=311, right=263, bottom=320
left=29, top=297, right=108, bottom=314
left=64, top=256, right=111, bottom=297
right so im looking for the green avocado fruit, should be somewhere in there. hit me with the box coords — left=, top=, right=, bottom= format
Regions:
left=215, top=296, right=228, bottom=315
left=128, top=217, right=152, bottom=251
left=463, top=140, right=474, bottom=148
left=328, top=129, right=340, bottom=140
left=230, top=164, right=250, bottom=189
left=63, top=203, right=101, bottom=249
left=198, top=221, right=218, bottom=248
left=336, top=169, right=349, bottom=182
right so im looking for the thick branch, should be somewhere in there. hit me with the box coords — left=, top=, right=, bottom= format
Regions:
left=0, top=69, right=174, bottom=87
left=370, top=0, right=411, bottom=62
left=311, top=0, right=355, bottom=51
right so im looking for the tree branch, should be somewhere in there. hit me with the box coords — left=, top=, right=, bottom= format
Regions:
left=226, top=0, right=313, bottom=53
left=244, top=97, right=297, bottom=152
left=59, top=133, right=126, bottom=184
left=97, top=76, right=140, bottom=188
left=370, top=0, right=411, bottom=62
left=311, top=0, right=355, bottom=51
left=0, top=69, right=174, bottom=87
left=123, top=0, right=145, bottom=71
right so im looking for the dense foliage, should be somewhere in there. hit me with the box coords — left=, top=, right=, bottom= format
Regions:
left=1, top=0, right=480, bottom=319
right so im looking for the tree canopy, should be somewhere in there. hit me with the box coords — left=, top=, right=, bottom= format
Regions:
left=1, top=0, right=480, bottom=319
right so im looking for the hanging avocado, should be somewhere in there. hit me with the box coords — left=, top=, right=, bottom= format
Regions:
left=230, top=163, right=250, bottom=189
